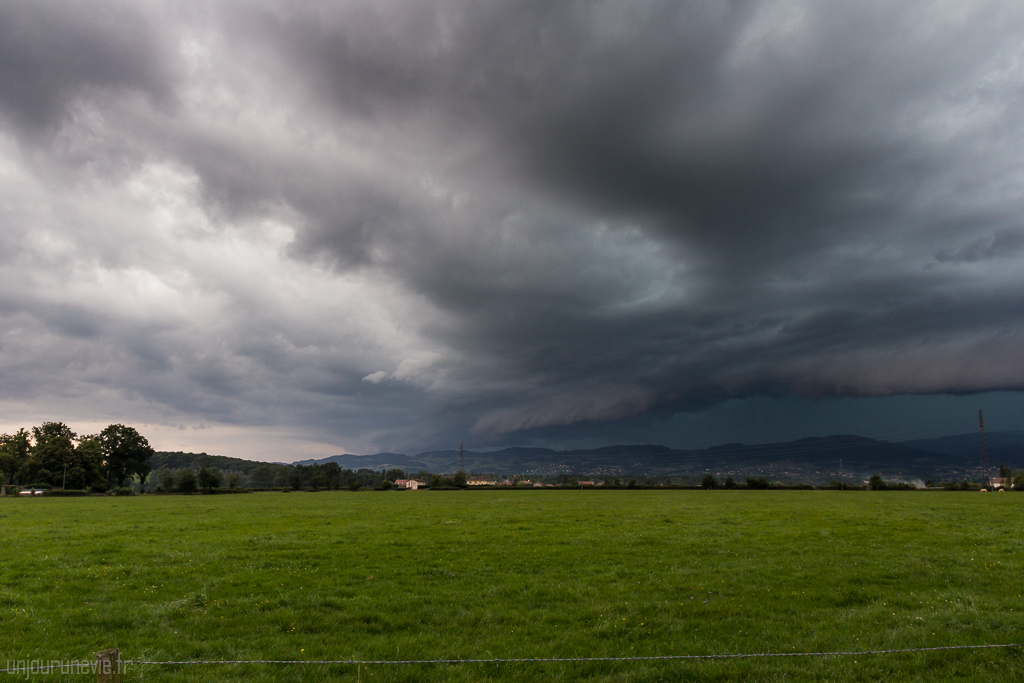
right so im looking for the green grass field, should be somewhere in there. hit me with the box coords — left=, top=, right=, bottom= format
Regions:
left=1, top=490, right=1022, bottom=681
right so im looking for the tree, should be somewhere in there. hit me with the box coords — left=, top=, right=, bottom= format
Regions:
left=348, top=478, right=361, bottom=491
left=322, top=462, right=342, bottom=490
left=1012, top=470, right=1023, bottom=491
left=198, top=467, right=222, bottom=490
left=868, top=474, right=886, bottom=491
left=250, top=464, right=277, bottom=488
left=723, top=475, right=736, bottom=489
left=0, top=429, right=30, bottom=485
left=137, top=460, right=152, bottom=490
left=99, top=424, right=155, bottom=488
left=157, top=467, right=177, bottom=492
left=701, top=474, right=717, bottom=489
left=226, top=472, right=243, bottom=489
left=385, top=468, right=405, bottom=482
left=177, top=469, right=198, bottom=493
left=451, top=470, right=467, bottom=488
left=746, top=476, right=769, bottom=489
left=22, top=422, right=104, bottom=489
left=626, top=478, right=638, bottom=489
left=998, top=464, right=1012, bottom=478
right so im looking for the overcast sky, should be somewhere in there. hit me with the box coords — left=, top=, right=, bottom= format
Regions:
left=1, top=1, right=1023, bottom=461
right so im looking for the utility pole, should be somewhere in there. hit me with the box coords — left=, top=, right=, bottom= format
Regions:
left=458, top=443, right=465, bottom=473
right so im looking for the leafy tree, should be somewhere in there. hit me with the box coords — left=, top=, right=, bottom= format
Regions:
left=998, top=464, right=1012, bottom=478
left=385, top=468, right=405, bottom=482
left=23, top=422, right=104, bottom=489
left=701, top=474, right=717, bottom=489
left=378, top=479, right=392, bottom=491
left=0, top=429, right=30, bottom=485
left=72, top=436, right=105, bottom=490
left=198, top=467, right=222, bottom=490
left=99, top=424, right=155, bottom=488
left=289, top=465, right=304, bottom=490
left=348, top=478, right=361, bottom=491
left=322, top=462, right=342, bottom=490
left=451, top=470, right=467, bottom=488
left=273, top=467, right=292, bottom=488
left=723, top=475, right=736, bottom=489
left=626, top=478, right=638, bottom=489
left=250, top=464, right=277, bottom=488
left=137, top=460, right=152, bottom=490
left=157, top=467, right=177, bottom=492
left=1012, top=470, right=1023, bottom=491
left=177, top=469, right=198, bottom=493
left=868, top=474, right=886, bottom=491
left=226, top=472, right=243, bottom=489
left=746, top=476, right=769, bottom=489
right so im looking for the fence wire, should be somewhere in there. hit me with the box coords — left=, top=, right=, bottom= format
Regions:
left=2, top=643, right=1020, bottom=674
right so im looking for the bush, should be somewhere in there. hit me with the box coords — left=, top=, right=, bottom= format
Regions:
left=115, top=487, right=135, bottom=496
left=44, top=489, right=90, bottom=497
left=701, top=474, right=717, bottom=489
left=745, top=477, right=769, bottom=489
left=348, top=479, right=361, bottom=492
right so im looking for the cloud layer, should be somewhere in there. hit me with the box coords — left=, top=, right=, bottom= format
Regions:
left=1, top=1, right=1023, bottom=456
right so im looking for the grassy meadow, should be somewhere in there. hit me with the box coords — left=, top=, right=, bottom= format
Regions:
left=1, top=490, right=1022, bottom=681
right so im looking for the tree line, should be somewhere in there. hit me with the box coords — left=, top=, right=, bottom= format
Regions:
left=0, top=422, right=154, bottom=491
left=148, top=463, right=469, bottom=492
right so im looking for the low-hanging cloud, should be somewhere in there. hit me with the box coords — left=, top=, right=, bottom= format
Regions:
left=1, top=0, right=1023, bottom=456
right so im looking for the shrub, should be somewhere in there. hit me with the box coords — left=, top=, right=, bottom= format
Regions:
left=348, top=479, right=361, bottom=492
left=115, top=487, right=135, bottom=496
left=44, top=489, right=89, bottom=497
left=745, top=477, right=769, bottom=489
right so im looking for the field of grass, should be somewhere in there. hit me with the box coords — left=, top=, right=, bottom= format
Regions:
left=1, top=490, right=1022, bottom=682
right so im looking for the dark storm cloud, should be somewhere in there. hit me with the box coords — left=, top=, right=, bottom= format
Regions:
left=0, top=1, right=173, bottom=134
left=1, top=0, right=1023, bottom=454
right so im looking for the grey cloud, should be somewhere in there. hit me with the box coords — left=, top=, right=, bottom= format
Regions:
left=936, top=230, right=1024, bottom=263
left=0, top=1, right=173, bottom=135
left=1, top=0, right=1023, bottom=454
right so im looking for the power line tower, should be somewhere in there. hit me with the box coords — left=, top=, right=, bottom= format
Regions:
left=458, top=443, right=465, bottom=473
left=978, top=409, right=989, bottom=480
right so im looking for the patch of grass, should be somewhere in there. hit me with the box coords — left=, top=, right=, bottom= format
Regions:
left=0, top=491, right=1022, bottom=681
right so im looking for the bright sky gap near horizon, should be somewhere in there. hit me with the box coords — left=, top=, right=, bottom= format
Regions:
left=1, top=1, right=1023, bottom=462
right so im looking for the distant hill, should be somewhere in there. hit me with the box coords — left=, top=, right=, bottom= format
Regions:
left=155, top=433, right=1019, bottom=483
left=899, top=431, right=1024, bottom=469
left=295, top=435, right=991, bottom=482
